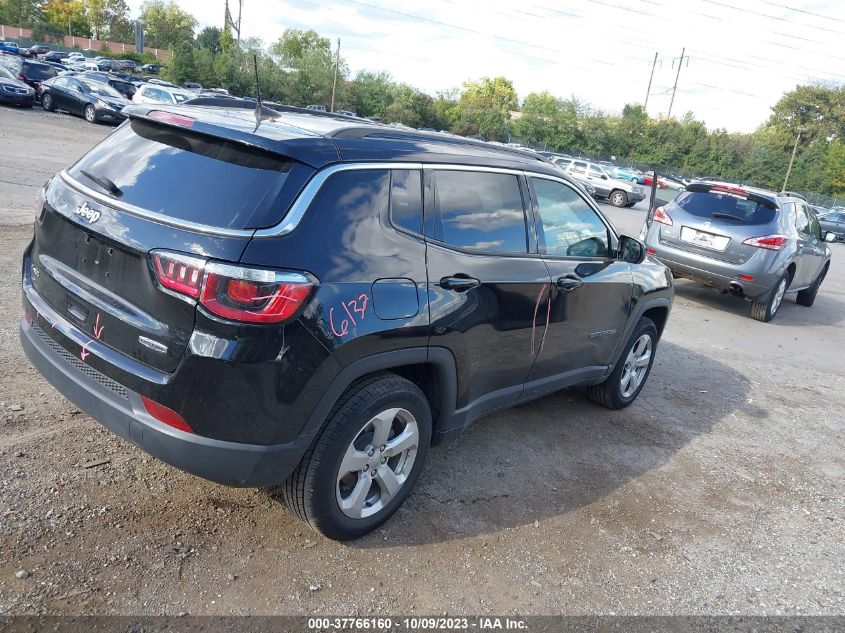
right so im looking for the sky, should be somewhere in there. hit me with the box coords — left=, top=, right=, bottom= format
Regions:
left=124, top=0, right=845, bottom=133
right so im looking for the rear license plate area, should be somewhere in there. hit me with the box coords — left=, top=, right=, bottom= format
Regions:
left=680, top=227, right=730, bottom=251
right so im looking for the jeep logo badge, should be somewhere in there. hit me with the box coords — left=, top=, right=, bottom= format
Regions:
left=74, top=202, right=101, bottom=224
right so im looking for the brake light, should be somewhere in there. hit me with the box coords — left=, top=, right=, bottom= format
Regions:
left=653, top=206, right=673, bottom=226
left=18, top=73, right=25, bottom=82
left=141, top=396, right=193, bottom=434
left=200, top=262, right=315, bottom=324
left=711, top=184, right=748, bottom=199
left=741, top=235, right=788, bottom=251
left=148, top=110, right=195, bottom=127
left=150, top=251, right=317, bottom=324
left=152, top=252, right=204, bottom=298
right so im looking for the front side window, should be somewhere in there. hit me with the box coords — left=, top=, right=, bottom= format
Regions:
left=531, top=177, right=610, bottom=258
left=589, top=165, right=605, bottom=178
left=433, top=170, right=528, bottom=253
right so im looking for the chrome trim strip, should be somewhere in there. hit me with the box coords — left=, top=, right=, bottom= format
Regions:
left=59, top=170, right=255, bottom=238
left=253, top=162, right=422, bottom=238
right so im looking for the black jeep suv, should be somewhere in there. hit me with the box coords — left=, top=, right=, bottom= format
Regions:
left=20, top=102, right=673, bottom=540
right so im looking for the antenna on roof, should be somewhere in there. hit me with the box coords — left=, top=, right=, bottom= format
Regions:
left=252, top=53, right=264, bottom=132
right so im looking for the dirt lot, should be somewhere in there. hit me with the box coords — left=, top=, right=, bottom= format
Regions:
left=0, top=107, right=843, bottom=616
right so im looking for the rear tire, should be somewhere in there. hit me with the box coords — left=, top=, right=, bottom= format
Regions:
left=41, top=94, right=53, bottom=111
left=610, top=190, right=628, bottom=207
left=283, top=374, right=432, bottom=541
left=588, top=317, right=658, bottom=410
left=796, top=264, right=828, bottom=307
left=751, top=272, right=789, bottom=322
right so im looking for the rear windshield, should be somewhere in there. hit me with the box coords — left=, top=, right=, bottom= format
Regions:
left=23, top=62, right=57, bottom=80
left=68, top=119, right=293, bottom=229
left=673, top=191, right=777, bottom=225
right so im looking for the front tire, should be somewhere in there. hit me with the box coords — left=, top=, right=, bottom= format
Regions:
left=796, top=264, right=828, bottom=307
left=283, top=374, right=432, bottom=540
left=84, top=104, right=97, bottom=124
left=587, top=317, right=658, bottom=409
left=751, top=272, right=789, bottom=322
left=610, top=190, right=628, bottom=207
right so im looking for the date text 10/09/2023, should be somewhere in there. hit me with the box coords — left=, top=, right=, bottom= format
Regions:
left=306, top=617, right=528, bottom=630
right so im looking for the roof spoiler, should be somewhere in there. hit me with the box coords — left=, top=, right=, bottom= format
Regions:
left=685, top=182, right=778, bottom=209
left=183, top=96, right=281, bottom=118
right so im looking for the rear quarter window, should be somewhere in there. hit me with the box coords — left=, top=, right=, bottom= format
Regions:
left=673, top=191, right=777, bottom=226
left=68, top=119, right=297, bottom=230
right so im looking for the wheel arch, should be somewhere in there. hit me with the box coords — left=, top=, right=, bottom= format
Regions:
left=299, top=347, right=458, bottom=445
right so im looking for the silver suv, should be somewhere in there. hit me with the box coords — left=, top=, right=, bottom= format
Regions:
left=563, top=160, right=646, bottom=207
left=642, top=181, right=834, bottom=322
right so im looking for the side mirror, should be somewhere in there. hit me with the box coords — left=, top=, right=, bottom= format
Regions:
left=618, top=235, right=646, bottom=264
left=825, top=231, right=837, bottom=243
left=601, top=175, right=608, bottom=180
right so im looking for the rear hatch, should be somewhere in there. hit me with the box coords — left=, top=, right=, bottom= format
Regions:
left=29, top=111, right=320, bottom=373
left=657, top=183, right=780, bottom=264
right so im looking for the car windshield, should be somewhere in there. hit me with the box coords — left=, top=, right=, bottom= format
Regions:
left=674, top=190, right=777, bottom=225
left=80, top=79, right=122, bottom=98
left=0, top=66, right=16, bottom=81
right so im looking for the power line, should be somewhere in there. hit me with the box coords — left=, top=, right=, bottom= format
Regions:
left=700, top=0, right=845, bottom=35
left=755, top=0, right=845, bottom=25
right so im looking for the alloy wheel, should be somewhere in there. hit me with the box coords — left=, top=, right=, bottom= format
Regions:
left=620, top=334, right=652, bottom=398
left=336, top=407, right=419, bottom=519
left=771, top=278, right=787, bottom=315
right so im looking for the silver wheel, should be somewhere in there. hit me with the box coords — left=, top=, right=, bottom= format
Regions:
left=620, top=334, right=652, bottom=398
left=770, top=278, right=787, bottom=315
left=85, top=105, right=96, bottom=123
left=336, top=407, right=419, bottom=519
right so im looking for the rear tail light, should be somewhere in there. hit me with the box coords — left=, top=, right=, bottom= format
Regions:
left=741, top=235, right=788, bottom=251
left=152, top=252, right=205, bottom=299
left=141, top=396, right=193, bottom=434
left=150, top=250, right=316, bottom=324
left=653, top=206, right=673, bottom=226
left=200, top=262, right=315, bottom=324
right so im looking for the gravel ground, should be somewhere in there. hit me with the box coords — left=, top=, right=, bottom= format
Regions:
left=0, top=106, right=843, bottom=616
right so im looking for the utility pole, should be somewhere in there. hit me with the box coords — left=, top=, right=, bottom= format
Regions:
left=330, top=37, right=340, bottom=112
left=237, top=0, right=243, bottom=44
left=783, top=129, right=803, bottom=191
left=667, top=47, right=685, bottom=119
left=644, top=51, right=658, bottom=111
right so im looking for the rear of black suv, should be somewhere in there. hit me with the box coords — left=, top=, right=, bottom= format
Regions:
left=21, top=108, right=341, bottom=486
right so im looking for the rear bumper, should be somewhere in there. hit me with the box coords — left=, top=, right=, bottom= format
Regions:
left=20, top=317, right=311, bottom=487
left=643, top=226, right=779, bottom=298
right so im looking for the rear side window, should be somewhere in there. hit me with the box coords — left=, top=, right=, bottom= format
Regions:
left=432, top=170, right=528, bottom=253
left=68, top=119, right=293, bottom=229
left=23, top=62, right=57, bottom=80
left=673, top=191, right=777, bottom=225
left=570, top=161, right=587, bottom=175
left=390, top=169, right=422, bottom=234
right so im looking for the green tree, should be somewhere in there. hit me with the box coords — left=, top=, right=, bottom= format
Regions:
left=166, top=40, right=196, bottom=84
left=84, top=0, right=131, bottom=40
left=195, top=26, right=222, bottom=55
left=140, top=0, right=197, bottom=49
left=270, top=29, right=344, bottom=107
left=345, top=70, right=394, bottom=118
left=384, top=84, right=436, bottom=128
left=0, top=0, right=41, bottom=27
left=43, top=0, right=92, bottom=37
left=512, top=91, right=579, bottom=150
left=451, top=76, right=518, bottom=140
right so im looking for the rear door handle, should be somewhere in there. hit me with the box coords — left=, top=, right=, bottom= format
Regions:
left=556, top=275, right=583, bottom=292
left=439, top=275, right=481, bottom=292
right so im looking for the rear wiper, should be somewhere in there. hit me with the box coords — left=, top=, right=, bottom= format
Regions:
left=712, top=212, right=747, bottom=222
left=80, top=169, right=123, bottom=198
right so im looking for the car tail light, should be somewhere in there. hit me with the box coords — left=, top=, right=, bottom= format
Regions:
left=141, top=396, right=193, bottom=434
left=18, top=73, right=25, bottom=82
left=741, top=235, right=788, bottom=251
left=200, top=262, right=316, bottom=324
left=653, top=206, right=673, bottom=226
left=150, top=250, right=317, bottom=324
left=152, top=251, right=205, bottom=299
left=738, top=274, right=754, bottom=282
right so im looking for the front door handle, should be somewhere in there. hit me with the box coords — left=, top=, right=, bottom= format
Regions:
left=440, top=275, right=481, bottom=292
left=556, top=275, right=583, bottom=292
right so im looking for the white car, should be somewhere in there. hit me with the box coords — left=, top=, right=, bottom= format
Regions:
left=69, top=61, right=99, bottom=72
left=133, top=83, right=194, bottom=105
left=61, top=52, right=85, bottom=64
